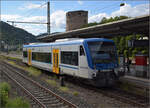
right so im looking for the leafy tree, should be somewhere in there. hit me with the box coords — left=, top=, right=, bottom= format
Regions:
left=132, top=49, right=138, bottom=57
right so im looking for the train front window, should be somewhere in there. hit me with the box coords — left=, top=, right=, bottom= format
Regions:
left=87, top=41, right=116, bottom=64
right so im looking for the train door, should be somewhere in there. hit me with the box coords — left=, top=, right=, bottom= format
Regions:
left=79, top=45, right=88, bottom=78
left=28, top=49, right=32, bottom=65
left=53, top=49, right=59, bottom=74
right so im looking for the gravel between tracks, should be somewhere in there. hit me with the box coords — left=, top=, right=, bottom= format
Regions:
left=1, top=60, right=149, bottom=108
left=1, top=61, right=92, bottom=108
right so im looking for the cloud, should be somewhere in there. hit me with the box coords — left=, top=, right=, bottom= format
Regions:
left=1, top=10, right=66, bottom=35
left=22, top=16, right=47, bottom=22
left=78, top=0, right=83, bottom=5
left=2, top=3, right=149, bottom=35
left=17, top=24, right=46, bottom=35
left=1, top=14, right=22, bottom=21
left=50, top=10, right=66, bottom=29
left=89, top=13, right=108, bottom=23
left=89, top=3, right=149, bottom=23
left=19, top=3, right=46, bottom=10
left=111, top=3, right=149, bottom=17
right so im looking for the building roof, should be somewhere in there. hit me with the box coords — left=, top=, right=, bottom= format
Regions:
left=37, top=15, right=149, bottom=42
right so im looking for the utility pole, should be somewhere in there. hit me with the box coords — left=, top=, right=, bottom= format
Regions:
left=47, top=1, right=50, bottom=35
left=7, top=1, right=51, bottom=35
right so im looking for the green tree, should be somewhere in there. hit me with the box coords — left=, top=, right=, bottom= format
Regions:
left=80, top=16, right=148, bottom=56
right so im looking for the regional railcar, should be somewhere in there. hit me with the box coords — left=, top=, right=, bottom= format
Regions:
left=23, top=38, right=119, bottom=87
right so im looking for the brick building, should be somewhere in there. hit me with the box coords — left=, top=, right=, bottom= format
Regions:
left=66, top=10, right=88, bottom=31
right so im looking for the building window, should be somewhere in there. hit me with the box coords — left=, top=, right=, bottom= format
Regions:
left=23, top=51, right=27, bottom=58
left=61, top=51, right=78, bottom=66
left=32, top=52, right=51, bottom=63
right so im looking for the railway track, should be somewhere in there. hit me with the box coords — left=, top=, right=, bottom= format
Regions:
left=98, top=88, right=149, bottom=108
left=66, top=76, right=149, bottom=108
left=1, top=60, right=149, bottom=108
left=0, top=61, right=77, bottom=108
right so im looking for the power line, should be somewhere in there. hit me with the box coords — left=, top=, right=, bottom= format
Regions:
left=96, top=2, right=121, bottom=14
left=7, top=1, right=50, bottom=35
left=22, top=2, right=47, bottom=18
left=7, top=21, right=47, bottom=24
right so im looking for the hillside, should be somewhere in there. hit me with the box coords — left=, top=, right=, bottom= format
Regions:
left=0, top=21, right=37, bottom=45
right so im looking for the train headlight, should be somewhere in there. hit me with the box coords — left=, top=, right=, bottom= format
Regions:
left=92, top=73, right=96, bottom=77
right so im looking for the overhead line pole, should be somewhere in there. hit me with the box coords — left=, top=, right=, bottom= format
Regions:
left=7, top=1, right=51, bottom=35
left=47, top=1, right=50, bottom=35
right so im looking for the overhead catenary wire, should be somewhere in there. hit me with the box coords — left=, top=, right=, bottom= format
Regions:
left=22, top=2, right=47, bottom=18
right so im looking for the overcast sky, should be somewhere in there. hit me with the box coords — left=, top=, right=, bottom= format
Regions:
left=1, top=0, right=149, bottom=35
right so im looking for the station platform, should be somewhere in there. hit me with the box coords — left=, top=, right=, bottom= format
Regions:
left=119, top=75, right=150, bottom=89
left=0, top=52, right=22, bottom=59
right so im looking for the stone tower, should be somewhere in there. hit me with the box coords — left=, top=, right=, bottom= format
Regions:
left=66, top=10, right=88, bottom=31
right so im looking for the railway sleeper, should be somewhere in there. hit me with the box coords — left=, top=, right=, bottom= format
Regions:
left=47, top=105, right=70, bottom=108
left=30, top=103, right=42, bottom=108
left=41, top=99, right=60, bottom=104
left=34, top=94, right=53, bottom=97
left=46, top=102, right=67, bottom=108
left=32, top=91, right=48, bottom=94
left=38, top=98, right=57, bottom=102
left=35, top=96, right=56, bottom=100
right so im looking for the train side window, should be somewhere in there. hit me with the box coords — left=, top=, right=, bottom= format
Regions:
left=32, top=52, right=51, bottom=63
left=80, top=46, right=85, bottom=56
left=61, top=51, right=78, bottom=66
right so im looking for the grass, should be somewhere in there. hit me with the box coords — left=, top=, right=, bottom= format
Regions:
left=6, top=97, right=30, bottom=108
left=72, top=91, right=79, bottom=96
left=0, top=55, right=21, bottom=62
left=119, top=81, right=146, bottom=96
left=7, top=60, right=41, bottom=77
left=25, top=67, right=41, bottom=77
left=0, top=82, right=30, bottom=108
left=59, top=87, right=69, bottom=92
left=7, top=56, right=21, bottom=61
left=45, top=79, right=58, bottom=87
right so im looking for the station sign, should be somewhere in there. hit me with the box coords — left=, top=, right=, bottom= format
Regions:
left=128, top=40, right=149, bottom=47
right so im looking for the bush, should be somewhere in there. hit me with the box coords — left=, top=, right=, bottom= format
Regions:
left=0, top=82, right=10, bottom=107
left=124, top=50, right=128, bottom=57
left=132, top=49, right=137, bottom=57
left=142, top=50, right=148, bottom=55
left=6, top=97, right=30, bottom=108
left=0, top=90, right=9, bottom=107
left=0, top=82, right=11, bottom=92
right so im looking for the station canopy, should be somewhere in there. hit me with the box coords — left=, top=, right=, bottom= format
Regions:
left=37, top=15, right=149, bottom=42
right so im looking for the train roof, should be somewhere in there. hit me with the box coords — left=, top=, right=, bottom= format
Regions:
left=23, top=38, right=114, bottom=48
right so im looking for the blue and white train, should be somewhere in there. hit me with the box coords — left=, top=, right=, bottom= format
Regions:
left=23, top=38, right=119, bottom=87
